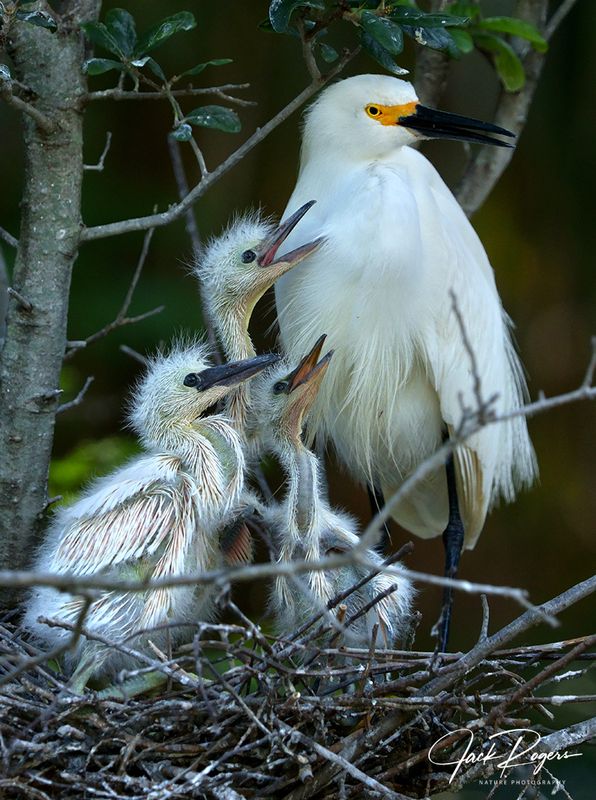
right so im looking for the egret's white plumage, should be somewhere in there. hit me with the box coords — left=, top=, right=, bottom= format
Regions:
left=251, top=344, right=414, bottom=648
left=275, top=74, right=537, bottom=548
left=23, top=342, right=272, bottom=686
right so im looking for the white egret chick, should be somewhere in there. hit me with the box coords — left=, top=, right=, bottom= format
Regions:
left=252, top=337, right=414, bottom=648
left=23, top=344, right=278, bottom=691
left=275, top=74, right=537, bottom=649
left=195, top=201, right=323, bottom=438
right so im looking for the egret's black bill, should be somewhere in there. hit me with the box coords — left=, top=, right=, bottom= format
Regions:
left=399, top=105, right=515, bottom=148
left=184, top=353, right=280, bottom=391
left=259, top=200, right=317, bottom=267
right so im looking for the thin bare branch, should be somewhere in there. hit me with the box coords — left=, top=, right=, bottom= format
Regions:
left=167, top=135, right=221, bottom=362
left=0, top=81, right=55, bottom=134
left=119, top=344, right=149, bottom=366
left=56, top=376, right=94, bottom=414
left=86, top=83, right=252, bottom=105
left=64, top=227, right=160, bottom=359
left=83, top=131, right=112, bottom=172
left=359, top=338, right=596, bottom=552
left=419, top=574, right=596, bottom=698
left=545, top=0, right=579, bottom=39
left=80, top=52, right=357, bottom=242
left=7, top=286, right=33, bottom=312
left=0, top=226, right=18, bottom=249
left=278, top=722, right=408, bottom=800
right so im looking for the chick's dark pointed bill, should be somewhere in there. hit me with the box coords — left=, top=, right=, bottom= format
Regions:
left=398, top=104, right=515, bottom=148
left=287, top=334, right=333, bottom=393
left=184, top=353, right=280, bottom=391
left=258, top=200, right=323, bottom=267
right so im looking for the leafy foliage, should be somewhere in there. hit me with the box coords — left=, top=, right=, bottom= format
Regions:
left=82, top=9, right=241, bottom=145
left=15, top=9, right=57, bottom=31
left=264, top=0, right=547, bottom=92
left=185, top=105, right=241, bottom=133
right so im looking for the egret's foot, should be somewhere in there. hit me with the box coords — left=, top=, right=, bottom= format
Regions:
left=96, top=668, right=204, bottom=700
left=96, top=671, right=170, bottom=700
left=66, top=653, right=104, bottom=695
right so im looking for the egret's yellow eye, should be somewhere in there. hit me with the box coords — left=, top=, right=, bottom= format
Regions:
left=366, top=105, right=381, bottom=119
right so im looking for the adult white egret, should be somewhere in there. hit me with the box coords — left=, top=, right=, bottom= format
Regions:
left=252, top=337, right=414, bottom=648
left=195, top=201, right=322, bottom=438
left=274, top=74, right=537, bottom=649
left=23, top=344, right=278, bottom=691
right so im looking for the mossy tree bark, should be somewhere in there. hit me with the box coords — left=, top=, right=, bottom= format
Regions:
left=0, top=1, right=101, bottom=597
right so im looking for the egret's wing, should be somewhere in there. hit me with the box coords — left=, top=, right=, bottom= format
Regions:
left=50, top=454, right=188, bottom=575
left=420, top=157, right=535, bottom=546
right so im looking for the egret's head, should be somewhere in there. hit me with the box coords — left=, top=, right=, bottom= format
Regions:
left=129, top=341, right=279, bottom=447
left=196, top=202, right=323, bottom=341
left=251, top=335, right=332, bottom=449
left=303, top=74, right=514, bottom=161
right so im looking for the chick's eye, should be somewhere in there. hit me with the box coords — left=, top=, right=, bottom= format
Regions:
left=183, top=373, right=199, bottom=388
left=326, top=547, right=347, bottom=556
left=366, top=105, right=380, bottom=117
left=273, top=381, right=288, bottom=395
left=241, top=249, right=257, bottom=264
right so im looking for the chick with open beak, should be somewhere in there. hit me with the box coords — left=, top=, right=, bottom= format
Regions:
left=195, top=200, right=324, bottom=440
left=251, top=336, right=415, bottom=649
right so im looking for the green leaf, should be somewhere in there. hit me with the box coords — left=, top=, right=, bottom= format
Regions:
left=15, top=9, right=57, bottom=31
left=145, top=57, right=166, bottom=81
left=479, top=16, right=547, bottom=52
left=318, top=42, right=338, bottom=63
left=403, top=25, right=460, bottom=57
left=104, top=8, right=137, bottom=57
left=82, top=21, right=123, bottom=57
left=360, top=11, right=403, bottom=55
left=83, top=58, right=126, bottom=76
left=447, top=2, right=480, bottom=21
left=186, top=105, right=241, bottom=133
left=448, top=28, right=474, bottom=54
left=268, top=0, right=325, bottom=34
left=360, top=31, right=409, bottom=76
left=474, top=32, right=525, bottom=91
left=390, top=8, right=469, bottom=27
left=172, top=123, right=193, bottom=142
left=135, top=11, right=196, bottom=56
left=258, top=18, right=276, bottom=33
left=180, top=58, right=233, bottom=78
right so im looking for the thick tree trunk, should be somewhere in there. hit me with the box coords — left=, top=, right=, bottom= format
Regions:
left=0, top=1, right=100, bottom=598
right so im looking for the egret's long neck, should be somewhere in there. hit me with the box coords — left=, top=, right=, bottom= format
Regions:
left=157, top=417, right=245, bottom=513
left=215, top=303, right=255, bottom=436
left=282, top=440, right=322, bottom=562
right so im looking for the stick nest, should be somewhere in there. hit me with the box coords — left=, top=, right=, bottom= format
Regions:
left=1, top=605, right=594, bottom=800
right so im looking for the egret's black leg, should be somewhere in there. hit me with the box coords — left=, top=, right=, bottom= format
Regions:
left=437, top=454, right=465, bottom=653
left=367, top=484, right=392, bottom=553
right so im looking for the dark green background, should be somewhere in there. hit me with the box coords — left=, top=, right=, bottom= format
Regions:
left=1, top=2, right=594, bottom=793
